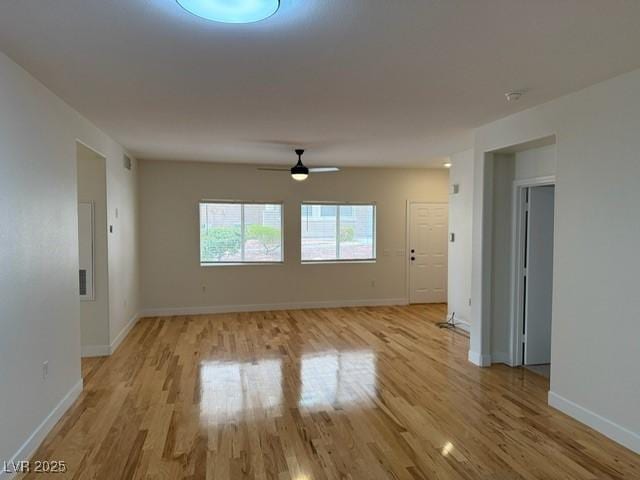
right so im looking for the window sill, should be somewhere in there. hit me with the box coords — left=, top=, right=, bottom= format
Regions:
left=301, top=260, right=376, bottom=265
left=200, top=262, right=284, bottom=267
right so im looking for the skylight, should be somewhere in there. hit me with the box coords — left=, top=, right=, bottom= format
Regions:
left=176, top=0, right=279, bottom=23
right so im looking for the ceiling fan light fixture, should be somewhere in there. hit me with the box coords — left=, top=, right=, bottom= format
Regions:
left=291, top=160, right=309, bottom=181
left=257, top=148, right=337, bottom=180
left=176, top=0, right=279, bottom=24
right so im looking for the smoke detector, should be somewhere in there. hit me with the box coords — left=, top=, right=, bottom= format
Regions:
left=505, top=91, right=524, bottom=102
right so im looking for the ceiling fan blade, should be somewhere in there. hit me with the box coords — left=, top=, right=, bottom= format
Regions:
left=257, top=167, right=289, bottom=171
left=308, top=167, right=340, bottom=173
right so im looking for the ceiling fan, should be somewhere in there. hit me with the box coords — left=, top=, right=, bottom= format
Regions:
left=257, top=149, right=339, bottom=181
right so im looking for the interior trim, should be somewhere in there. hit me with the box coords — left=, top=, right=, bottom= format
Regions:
left=140, top=298, right=409, bottom=317
left=548, top=391, right=640, bottom=454
left=1, top=379, right=83, bottom=480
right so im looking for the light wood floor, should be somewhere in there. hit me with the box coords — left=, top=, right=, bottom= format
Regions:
left=22, top=304, right=639, bottom=479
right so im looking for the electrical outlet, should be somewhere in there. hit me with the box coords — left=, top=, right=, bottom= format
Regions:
left=42, top=361, right=49, bottom=380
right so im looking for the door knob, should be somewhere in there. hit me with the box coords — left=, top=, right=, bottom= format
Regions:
left=410, top=249, right=415, bottom=253
left=411, top=256, right=416, bottom=261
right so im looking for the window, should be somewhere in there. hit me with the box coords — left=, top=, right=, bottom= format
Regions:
left=200, top=202, right=283, bottom=264
left=301, top=203, right=375, bottom=262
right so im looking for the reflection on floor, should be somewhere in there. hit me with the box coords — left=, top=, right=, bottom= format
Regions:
left=200, top=358, right=284, bottom=422
left=300, top=351, right=377, bottom=410
left=525, top=363, right=551, bottom=378
left=22, top=304, right=639, bottom=480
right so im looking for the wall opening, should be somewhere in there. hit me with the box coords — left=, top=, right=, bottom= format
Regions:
left=482, top=136, right=557, bottom=377
left=76, top=141, right=109, bottom=356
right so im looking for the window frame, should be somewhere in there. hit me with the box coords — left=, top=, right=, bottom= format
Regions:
left=199, top=200, right=284, bottom=266
left=300, top=201, right=377, bottom=264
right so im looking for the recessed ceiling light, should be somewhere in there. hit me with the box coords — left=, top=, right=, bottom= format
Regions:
left=443, top=162, right=452, bottom=168
left=176, top=0, right=280, bottom=24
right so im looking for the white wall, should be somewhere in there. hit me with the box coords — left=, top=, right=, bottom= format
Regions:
left=447, top=149, right=473, bottom=327
left=489, top=153, right=515, bottom=360
left=470, top=67, right=640, bottom=452
left=76, top=143, right=110, bottom=350
left=515, top=144, right=556, bottom=180
left=0, top=51, right=139, bottom=469
left=106, top=150, right=139, bottom=348
left=138, top=160, right=449, bottom=313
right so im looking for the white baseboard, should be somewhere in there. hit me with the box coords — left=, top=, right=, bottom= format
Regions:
left=468, top=350, right=511, bottom=367
left=548, top=391, right=639, bottom=454
left=1, top=379, right=83, bottom=480
left=81, top=344, right=111, bottom=357
left=491, top=351, right=512, bottom=365
left=109, top=312, right=139, bottom=354
left=445, top=312, right=470, bottom=332
left=80, top=313, right=139, bottom=358
left=468, top=350, right=492, bottom=367
left=140, top=298, right=409, bottom=317
left=454, top=321, right=470, bottom=332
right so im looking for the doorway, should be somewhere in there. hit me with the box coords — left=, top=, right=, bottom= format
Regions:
left=76, top=141, right=110, bottom=356
left=512, top=181, right=555, bottom=373
left=407, top=202, right=448, bottom=304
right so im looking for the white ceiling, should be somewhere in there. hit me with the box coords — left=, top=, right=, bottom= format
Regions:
left=1, top=0, right=640, bottom=167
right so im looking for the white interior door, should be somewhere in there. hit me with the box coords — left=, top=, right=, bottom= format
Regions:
left=524, top=186, right=555, bottom=365
left=409, top=203, right=448, bottom=303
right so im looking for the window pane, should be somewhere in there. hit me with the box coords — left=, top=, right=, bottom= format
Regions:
left=244, top=204, right=283, bottom=262
left=320, top=205, right=336, bottom=217
left=340, top=206, right=353, bottom=217
left=301, top=204, right=376, bottom=262
left=301, top=204, right=337, bottom=261
left=339, top=205, right=375, bottom=260
left=200, top=202, right=282, bottom=264
left=200, top=203, right=242, bottom=262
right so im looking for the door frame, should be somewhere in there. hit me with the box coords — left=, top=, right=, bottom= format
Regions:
left=509, top=176, right=555, bottom=366
left=405, top=200, right=449, bottom=304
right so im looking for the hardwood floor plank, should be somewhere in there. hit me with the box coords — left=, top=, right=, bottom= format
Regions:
left=18, top=304, right=639, bottom=479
